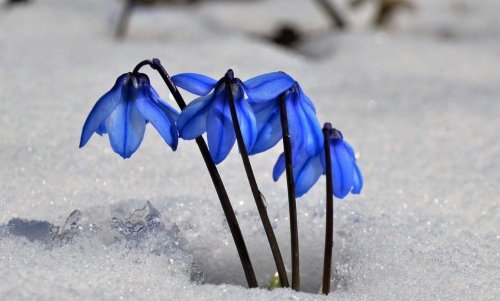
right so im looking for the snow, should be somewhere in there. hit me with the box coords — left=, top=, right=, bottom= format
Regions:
left=0, top=0, right=499, bottom=300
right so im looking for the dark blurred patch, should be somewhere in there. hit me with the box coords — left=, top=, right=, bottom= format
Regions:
left=6, top=218, right=57, bottom=244
left=269, top=24, right=303, bottom=49
left=4, top=0, right=30, bottom=7
left=116, top=0, right=347, bottom=40
left=115, top=0, right=255, bottom=39
left=313, top=0, right=347, bottom=29
left=260, top=24, right=338, bottom=60
left=350, top=0, right=415, bottom=28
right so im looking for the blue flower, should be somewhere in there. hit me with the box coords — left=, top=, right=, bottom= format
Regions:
left=273, top=149, right=323, bottom=197
left=323, top=128, right=363, bottom=199
left=79, top=73, right=179, bottom=158
left=172, top=70, right=293, bottom=164
left=273, top=127, right=363, bottom=198
left=246, top=75, right=323, bottom=161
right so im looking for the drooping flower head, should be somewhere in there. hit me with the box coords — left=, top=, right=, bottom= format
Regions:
left=246, top=76, right=323, bottom=159
left=172, top=70, right=295, bottom=164
left=322, top=125, right=363, bottom=199
left=273, top=123, right=363, bottom=198
left=246, top=73, right=325, bottom=197
left=79, top=72, right=179, bottom=158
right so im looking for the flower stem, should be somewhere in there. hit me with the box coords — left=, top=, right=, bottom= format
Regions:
left=314, top=0, right=347, bottom=29
left=322, top=122, right=334, bottom=295
left=279, top=93, right=300, bottom=291
left=224, top=70, right=289, bottom=288
left=136, top=59, right=258, bottom=288
left=115, top=0, right=136, bottom=39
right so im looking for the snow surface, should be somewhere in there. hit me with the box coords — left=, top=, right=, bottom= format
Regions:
left=0, top=0, right=499, bottom=300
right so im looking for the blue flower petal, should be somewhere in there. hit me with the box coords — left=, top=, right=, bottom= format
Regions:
left=249, top=91, right=307, bottom=159
left=172, top=73, right=217, bottom=96
left=351, top=163, right=363, bottom=194
left=79, top=74, right=127, bottom=148
left=249, top=101, right=281, bottom=155
left=296, top=95, right=323, bottom=156
left=105, top=97, right=147, bottom=159
left=243, top=72, right=295, bottom=103
left=272, top=153, right=286, bottom=181
left=250, top=100, right=276, bottom=116
left=286, top=98, right=305, bottom=163
left=343, top=140, right=356, bottom=158
left=234, top=88, right=257, bottom=151
left=96, top=122, right=107, bottom=136
left=147, top=85, right=179, bottom=122
left=272, top=151, right=322, bottom=197
left=177, top=92, right=215, bottom=140
left=297, top=85, right=317, bottom=114
left=206, top=96, right=236, bottom=164
left=331, top=140, right=355, bottom=199
left=135, top=86, right=179, bottom=151
left=295, top=155, right=323, bottom=197
left=343, top=140, right=363, bottom=194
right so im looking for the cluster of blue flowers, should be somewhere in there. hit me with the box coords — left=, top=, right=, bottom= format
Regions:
left=80, top=70, right=362, bottom=198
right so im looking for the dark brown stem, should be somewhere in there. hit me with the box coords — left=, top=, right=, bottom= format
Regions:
left=279, top=94, right=300, bottom=291
left=137, top=59, right=258, bottom=288
left=314, top=0, right=347, bottom=29
left=322, top=122, right=334, bottom=294
left=224, top=71, right=289, bottom=288
left=115, top=0, right=136, bottom=39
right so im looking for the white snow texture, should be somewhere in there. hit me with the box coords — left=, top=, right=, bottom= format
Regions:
left=0, top=0, right=498, bottom=300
